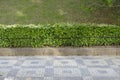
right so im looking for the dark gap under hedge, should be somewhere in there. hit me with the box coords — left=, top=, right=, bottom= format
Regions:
left=0, top=24, right=120, bottom=47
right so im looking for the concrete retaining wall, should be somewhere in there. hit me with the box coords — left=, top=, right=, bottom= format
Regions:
left=0, top=46, right=119, bottom=56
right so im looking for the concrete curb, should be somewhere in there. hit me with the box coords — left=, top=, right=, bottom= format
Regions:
left=0, top=46, right=119, bottom=56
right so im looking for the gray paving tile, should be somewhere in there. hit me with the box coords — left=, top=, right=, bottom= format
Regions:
left=0, top=56, right=119, bottom=80
left=0, top=77, right=5, bottom=80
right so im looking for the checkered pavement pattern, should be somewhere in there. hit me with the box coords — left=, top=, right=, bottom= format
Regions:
left=0, top=56, right=120, bottom=80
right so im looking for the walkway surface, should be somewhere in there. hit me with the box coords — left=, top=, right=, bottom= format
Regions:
left=0, top=56, right=120, bottom=80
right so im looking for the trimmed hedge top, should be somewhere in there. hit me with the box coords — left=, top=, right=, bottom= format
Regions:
left=0, top=24, right=120, bottom=47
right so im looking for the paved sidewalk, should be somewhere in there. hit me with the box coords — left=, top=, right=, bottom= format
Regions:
left=0, top=56, right=120, bottom=80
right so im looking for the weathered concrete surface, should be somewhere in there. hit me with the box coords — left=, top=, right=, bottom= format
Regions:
left=0, top=46, right=119, bottom=56
left=0, top=48, right=45, bottom=56
left=116, top=47, right=120, bottom=55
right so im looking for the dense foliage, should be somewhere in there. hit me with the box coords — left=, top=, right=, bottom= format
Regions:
left=0, top=24, right=120, bottom=47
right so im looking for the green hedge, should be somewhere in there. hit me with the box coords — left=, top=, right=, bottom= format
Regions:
left=0, top=24, right=120, bottom=47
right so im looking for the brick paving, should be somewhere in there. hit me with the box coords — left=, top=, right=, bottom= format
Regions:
left=0, top=56, right=120, bottom=80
